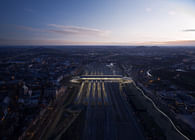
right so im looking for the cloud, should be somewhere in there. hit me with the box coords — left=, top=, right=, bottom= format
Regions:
left=48, top=24, right=110, bottom=37
left=182, top=29, right=195, bottom=32
left=16, top=25, right=44, bottom=32
left=14, top=24, right=110, bottom=38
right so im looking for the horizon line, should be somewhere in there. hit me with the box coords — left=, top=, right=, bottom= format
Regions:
left=1, top=39, right=195, bottom=46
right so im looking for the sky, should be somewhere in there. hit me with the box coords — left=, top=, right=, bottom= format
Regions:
left=0, top=0, right=195, bottom=46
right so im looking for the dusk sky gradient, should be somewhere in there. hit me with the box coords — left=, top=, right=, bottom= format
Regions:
left=0, top=0, right=195, bottom=45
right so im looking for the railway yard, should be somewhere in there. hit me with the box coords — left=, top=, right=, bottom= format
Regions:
left=21, top=62, right=190, bottom=140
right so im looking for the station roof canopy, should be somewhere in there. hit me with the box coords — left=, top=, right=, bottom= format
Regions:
left=79, top=75, right=123, bottom=80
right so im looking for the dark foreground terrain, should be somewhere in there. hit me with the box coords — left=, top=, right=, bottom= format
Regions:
left=0, top=46, right=195, bottom=140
